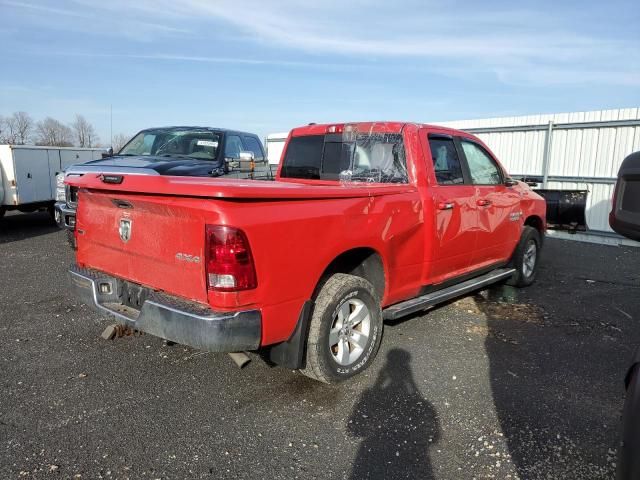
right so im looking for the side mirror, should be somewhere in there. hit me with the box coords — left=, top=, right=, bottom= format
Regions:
left=505, top=177, right=518, bottom=187
left=102, top=147, right=114, bottom=159
left=239, top=151, right=255, bottom=161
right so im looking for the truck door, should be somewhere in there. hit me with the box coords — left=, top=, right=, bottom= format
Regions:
left=13, top=148, right=52, bottom=204
left=47, top=149, right=62, bottom=200
left=423, top=133, right=478, bottom=283
left=458, top=138, right=521, bottom=268
left=60, top=149, right=84, bottom=170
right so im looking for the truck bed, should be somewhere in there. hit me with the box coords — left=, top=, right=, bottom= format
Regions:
left=70, top=173, right=423, bottom=345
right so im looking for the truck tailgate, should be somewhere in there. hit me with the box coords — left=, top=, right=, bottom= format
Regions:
left=70, top=173, right=414, bottom=308
left=76, top=190, right=213, bottom=303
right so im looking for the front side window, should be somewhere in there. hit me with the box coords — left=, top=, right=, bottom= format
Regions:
left=428, top=136, right=464, bottom=185
left=280, top=132, right=408, bottom=183
left=461, top=141, right=502, bottom=185
left=119, top=129, right=220, bottom=161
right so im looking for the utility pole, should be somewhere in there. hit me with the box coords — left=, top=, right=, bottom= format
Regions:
left=110, top=104, right=113, bottom=147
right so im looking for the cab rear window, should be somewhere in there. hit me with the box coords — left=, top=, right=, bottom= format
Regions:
left=280, top=133, right=408, bottom=183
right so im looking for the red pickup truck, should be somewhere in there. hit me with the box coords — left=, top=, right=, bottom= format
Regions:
left=67, top=122, right=546, bottom=383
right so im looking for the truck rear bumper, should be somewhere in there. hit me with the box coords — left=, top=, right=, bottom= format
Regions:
left=69, top=265, right=261, bottom=352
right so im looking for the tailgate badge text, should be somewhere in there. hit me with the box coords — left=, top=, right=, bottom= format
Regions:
left=175, top=253, right=200, bottom=264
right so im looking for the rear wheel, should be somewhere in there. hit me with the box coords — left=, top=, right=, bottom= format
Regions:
left=300, top=274, right=383, bottom=384
left=507, top=226, right=541, bottom=287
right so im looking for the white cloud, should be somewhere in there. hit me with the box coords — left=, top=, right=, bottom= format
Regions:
left=48, top=51, right=382, bottom=71
left=3, top=0, right=639, bottom=86
left=1, top=0, right=88, bottom=17
left=127, top=0, right=639, bottom=86
left=0, top=0, right=191, bottom=41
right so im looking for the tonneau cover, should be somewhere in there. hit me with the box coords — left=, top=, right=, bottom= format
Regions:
left=67, top=172, right=415, bottom=200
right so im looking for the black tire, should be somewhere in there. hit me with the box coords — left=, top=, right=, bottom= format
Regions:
left=300, top=274, right=383, bottom=384
left=507, top=226, right=541, bottom=287
left=47, top=205, right=57, bottom=225
left=0, top=207, right=5, bottom=219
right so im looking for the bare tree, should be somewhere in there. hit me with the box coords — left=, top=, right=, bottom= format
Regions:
left=5, top=111, right=33, bottom=144
left=35, top=117, right=74, bottom=147
left=72, top=114, right=98, bottom=147
left=0, top=115, right=6, bottom=143
left=112, top=133, right=131, bottom=152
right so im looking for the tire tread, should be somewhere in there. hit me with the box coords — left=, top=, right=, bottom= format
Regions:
left=300, top=274, right=380, bottom=384
left=507, top=226, right=541, bottom=287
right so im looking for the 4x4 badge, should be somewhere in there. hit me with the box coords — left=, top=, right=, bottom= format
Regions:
left=119, top=218, right=132, bottom=242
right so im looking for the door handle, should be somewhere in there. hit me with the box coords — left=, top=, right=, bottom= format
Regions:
left=476, top=199, right=492, bottom=207
left=437, top=202, right=454, bottom=210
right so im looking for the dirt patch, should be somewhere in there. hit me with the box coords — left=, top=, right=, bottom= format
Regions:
left=465, top=323, right=520, bottom=344
left=453, top=295, right=545, bottom=324
left=466, top=324, right=488, bottom=335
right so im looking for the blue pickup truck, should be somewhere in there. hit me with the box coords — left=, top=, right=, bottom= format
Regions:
left=55, top=126, right=270, bottom=245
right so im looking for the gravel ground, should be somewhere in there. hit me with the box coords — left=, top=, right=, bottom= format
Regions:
left=1, top=211, right=639, bottom=479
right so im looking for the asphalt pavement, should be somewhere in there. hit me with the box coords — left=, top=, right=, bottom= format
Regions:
left=1, top=211, right=640, bottom=479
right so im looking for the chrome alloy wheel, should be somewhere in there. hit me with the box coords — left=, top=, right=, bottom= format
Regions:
left=329, top=298, right=371, bottom=366
left=523, top=240, right=537, bottom=278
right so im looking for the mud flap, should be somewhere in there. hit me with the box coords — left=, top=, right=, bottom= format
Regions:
left=266, top=301, right=313, bottom=369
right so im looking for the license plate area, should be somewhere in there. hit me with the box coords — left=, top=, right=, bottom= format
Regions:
left=117, top=280, right=150, bottom=310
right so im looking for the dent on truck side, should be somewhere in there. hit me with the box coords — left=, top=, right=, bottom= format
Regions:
left=212, top=125, right=430, bottom=347
left=211, top=188, right=426, bottom=347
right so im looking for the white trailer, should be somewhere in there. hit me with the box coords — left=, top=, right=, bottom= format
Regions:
left=0, top=145, right=105, bottom=218
left=265, top=132, right=289, bottom=166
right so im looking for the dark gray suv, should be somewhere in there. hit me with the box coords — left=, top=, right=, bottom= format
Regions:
left=610, top=150, right=640, bottom=480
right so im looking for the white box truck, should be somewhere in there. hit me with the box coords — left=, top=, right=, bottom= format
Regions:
left=0, top=145, right=105, bottom=219
left=265, top=132, right=289, bottom=166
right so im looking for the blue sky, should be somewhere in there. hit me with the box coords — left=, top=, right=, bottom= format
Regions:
left=0, top=0, right=638, bottom=144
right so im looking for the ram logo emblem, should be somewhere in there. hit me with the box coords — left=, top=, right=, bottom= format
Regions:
left=119, top=218, right=132, bottom=242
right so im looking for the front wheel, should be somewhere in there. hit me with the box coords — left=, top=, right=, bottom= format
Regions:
left=47, top=205, right=57, bottom=225
left=300, top=274, right=383, bottom=384
left=507, top=226, right=541, bottom=287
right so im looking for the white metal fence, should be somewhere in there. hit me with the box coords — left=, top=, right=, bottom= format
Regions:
left=436, top=108, right=640, bottom=234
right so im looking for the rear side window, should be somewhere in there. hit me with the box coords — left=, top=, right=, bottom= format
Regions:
left=224, top=135, right=244, bottom=158
left=280, top=135, right=325, bottom=179
left=461, top=140, right=503, bottom=185
left=242, top=136, right=265, bottom=161
left=281, top=133, right=408, bottom=183
left=428, top=136, right=464, bottom=185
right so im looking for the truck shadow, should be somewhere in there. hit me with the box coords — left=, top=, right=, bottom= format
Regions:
left=477, top=269, right=636, bottom=479
left=348, top=348, right=440, bottom=479
left=0, top=211, right=60, bottom=244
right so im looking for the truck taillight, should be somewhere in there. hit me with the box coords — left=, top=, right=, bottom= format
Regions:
left=205, top=225, right=257, bottom=292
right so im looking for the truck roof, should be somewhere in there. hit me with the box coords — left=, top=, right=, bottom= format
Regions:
left=1, top=144, right=106, bottom=151
left=138, top=126, right=260, bottom=137
left=289, top=122, right=469, bottom=137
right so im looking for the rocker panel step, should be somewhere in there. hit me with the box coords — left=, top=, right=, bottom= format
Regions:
left=383, top=268, right=516, bottom=320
